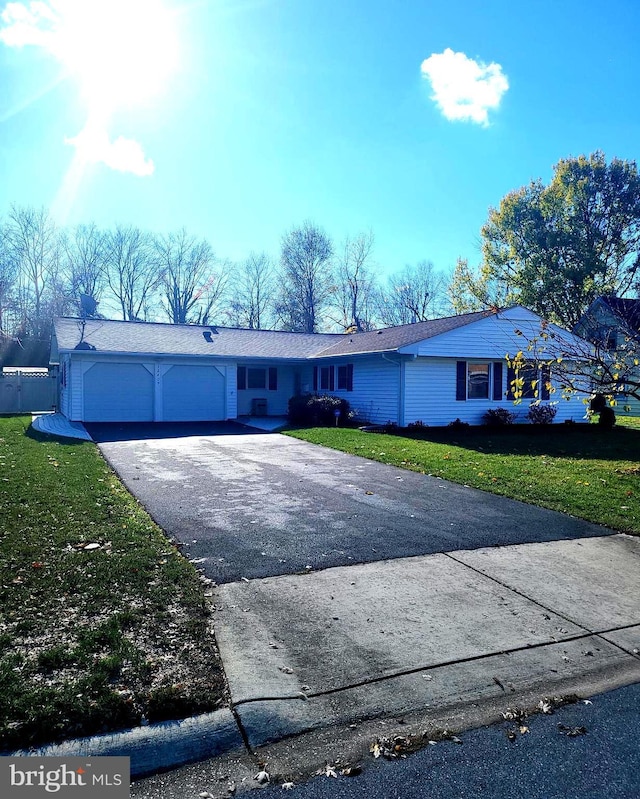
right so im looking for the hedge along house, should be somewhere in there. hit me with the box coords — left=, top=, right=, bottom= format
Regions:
left=50, top=307, right=589, bottom=427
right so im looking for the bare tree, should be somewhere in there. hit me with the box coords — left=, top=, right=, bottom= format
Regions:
left=104, top=226, right=159, bottom=321
left=6, top=205, right=63, bottom=336
left=377, top=260, right=449, bottom=326
left=276, top=221, right=333, bottom=333
left=226, top=252, right=274, bottom=329
left=329, top=231, right=379, bottom=331
left=62, top=223, right=107, bottom=315
left=0, top=223, right=17, bottom=337
left=154, top=229, right=223, bottom=324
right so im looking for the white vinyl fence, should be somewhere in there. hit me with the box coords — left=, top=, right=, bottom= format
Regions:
left=0, top=370, right=57, bottom=414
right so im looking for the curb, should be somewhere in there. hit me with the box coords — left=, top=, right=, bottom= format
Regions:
left=7, top=709, right=245, bottom=778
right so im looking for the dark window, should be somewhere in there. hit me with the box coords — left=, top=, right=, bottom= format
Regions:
left=320, top=366, right=334, bottom=391
left=248, top=368, right=266, bottom=390
left=507, top=362, right=549, bottom=400
left=337, top=364, right=353, bottom=391
left=268, top=367, right=278, bottom=391
left=237, top=366, right=247, bottom=390
left=518, top=363, right=539, bottom=399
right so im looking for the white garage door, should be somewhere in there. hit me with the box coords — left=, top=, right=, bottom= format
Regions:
left=84, top=362, right=154, bottom=422
left=162, top=364, right=226, bottom=421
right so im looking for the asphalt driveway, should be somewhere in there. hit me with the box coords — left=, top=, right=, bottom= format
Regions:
left=90, top=424, right=612, bottom=585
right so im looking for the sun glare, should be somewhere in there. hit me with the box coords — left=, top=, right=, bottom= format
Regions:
left=51, top=0, right=178, bottom=112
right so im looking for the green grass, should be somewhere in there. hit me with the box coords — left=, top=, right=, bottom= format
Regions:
left=286, top=418, right=640, bottom=536
left=0, top=416, right=224, bottom=751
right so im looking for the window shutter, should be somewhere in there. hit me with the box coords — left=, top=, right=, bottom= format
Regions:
left=329, top=366, right=335, bottom=391
left=541, top=364, right=551, bottom=400
left=347, top=363, right=354, bottom=392
left=237, top=366, right=246, bottom=390
left=506, top=365, right=516, bottom=400
left=268, top=367, right=277, bottom=391
left=456, top=361, right=466, bottom=401
left=313, top=366, right=318, bottom=392
left=493, top=362, right=503, bottom=401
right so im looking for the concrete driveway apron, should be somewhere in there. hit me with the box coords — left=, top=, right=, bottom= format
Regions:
left=93, top=426, right=640, bottom=749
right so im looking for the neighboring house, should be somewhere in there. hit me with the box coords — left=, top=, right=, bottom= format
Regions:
left=574, top=296, right=640, bottom=416
left=50, top=306, right=588, bottom=426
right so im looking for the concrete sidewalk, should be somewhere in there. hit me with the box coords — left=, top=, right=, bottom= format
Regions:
left=213, top=534, right=640, bottom=750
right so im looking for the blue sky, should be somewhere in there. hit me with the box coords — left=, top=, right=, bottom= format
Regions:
left=1, top=0, right=639, bottom=279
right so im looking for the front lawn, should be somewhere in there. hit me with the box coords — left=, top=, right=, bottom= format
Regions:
left=0, top=416, right=225, bottom=751
left=286, top=419, right=640, bottom=536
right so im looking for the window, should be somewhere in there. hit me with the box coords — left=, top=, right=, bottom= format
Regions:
left=467, top=363, right=490, bottom=399
left=506, top=363, right=551, bottom=401
left=456, top=361, right=504, bottom=401
left=237, top=366, right=278, bottom=391
left=337, top=364, right=354, bottom=392
left=319, top=366, right=334, bottom=391
left=248, top=368, right=266, bottom=389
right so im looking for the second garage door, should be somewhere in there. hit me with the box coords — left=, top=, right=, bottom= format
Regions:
left=162, top=364, right=226, bottom=421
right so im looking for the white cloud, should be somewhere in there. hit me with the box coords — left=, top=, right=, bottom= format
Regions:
left=420, top=48, right=509, bottom=126
left=65, top=125, right=155, bottom=176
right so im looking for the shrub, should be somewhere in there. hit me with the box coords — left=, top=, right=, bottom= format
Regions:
left=483, top=408, right=516, bottom=427
left=598, top=406, right=616, bottom=430
left=527, top=404, right=558, bottom=425
left=288, top=393, right=350, bottom=426
left=448, top=418, right=470, bottom=430
left=589, top=393, right=616, bottom=429
left=407, top=420, right=428, bottom=429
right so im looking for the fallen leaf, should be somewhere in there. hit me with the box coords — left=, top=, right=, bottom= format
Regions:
left=340, top=765, right=362, bottom=777
left=538, top=699, right=553, bottom=714
left=281, top=782, right=294, bottom=790
left=558, top=723, right=587, bottom=737
left=278, top=666, right=294, bottom=674
left=254, top=770, right=270, bottom=784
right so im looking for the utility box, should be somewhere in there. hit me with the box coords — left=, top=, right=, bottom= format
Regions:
left=252, top=397, right=267, bottom=415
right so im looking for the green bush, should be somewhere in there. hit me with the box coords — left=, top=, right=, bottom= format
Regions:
left=483, top=408, right=516, bottom=427
left=448, top=418, right=470, bottom=430
left=288, top=394, right=350, bottom=426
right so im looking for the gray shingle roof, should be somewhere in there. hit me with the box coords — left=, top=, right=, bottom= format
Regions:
left=600, top=296, right=640, bottom=333
left=53, top=310, right=496, bottom=361
left=311, top=309, right=496, bottom=357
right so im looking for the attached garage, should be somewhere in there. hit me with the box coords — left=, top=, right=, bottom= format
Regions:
left=162, top=364, right=226, bottom=421
left=84, top=362, right=154, bottom=422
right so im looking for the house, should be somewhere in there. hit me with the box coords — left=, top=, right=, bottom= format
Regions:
left=574, top=296, right=640, bottom=416
left=50, top=306, right=588, bottom=427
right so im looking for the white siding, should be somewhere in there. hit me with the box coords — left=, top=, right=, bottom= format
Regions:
left=313, top=356, right=401, bottom=424
left=236, top=364, right=299, bottom=416
left=59, top=355, right=70, bottom=418
left=408, top=307, right=580, bottom=360
left=403, top=357, right=587, bottom=426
